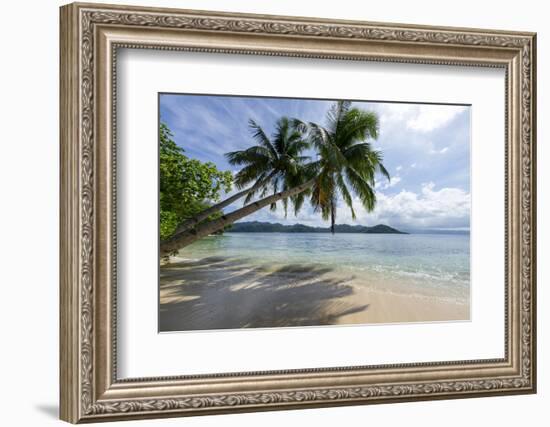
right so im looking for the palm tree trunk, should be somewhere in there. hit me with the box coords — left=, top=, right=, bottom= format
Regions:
left=173, top=174, right=273, bottom=235
left=330, top=200, right=336, bottom=234
left=160, top=177, right=316, bottom=256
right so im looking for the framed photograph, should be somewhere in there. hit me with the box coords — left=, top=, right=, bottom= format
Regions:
left=60, top=2, right=537, bottom=423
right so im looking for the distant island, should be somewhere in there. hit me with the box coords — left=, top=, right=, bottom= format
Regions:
left=228, top=221, right=408, bottom=234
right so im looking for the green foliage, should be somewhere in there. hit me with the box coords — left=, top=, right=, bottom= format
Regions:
left=159, top=123, right=233, bottom=240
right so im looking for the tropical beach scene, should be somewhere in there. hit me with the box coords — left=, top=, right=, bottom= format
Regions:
left=159, top=94, right=471, bottom=332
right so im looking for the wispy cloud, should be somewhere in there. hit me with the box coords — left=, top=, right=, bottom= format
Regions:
left=430, top=146, right=449, bottom=154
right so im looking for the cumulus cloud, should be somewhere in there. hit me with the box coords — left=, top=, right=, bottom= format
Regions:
left=365, top=182, right=470, bottom=229
left=374, top=103, right=468, bottom=134
left=376, top=176, right=402, bottom=190
left=406, top=106, right=467, bottom=132
left=240, top=182, right=470, bottom=231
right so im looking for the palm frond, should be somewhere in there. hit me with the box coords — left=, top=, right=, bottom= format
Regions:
left=336, top=109, right=379, bottom=149
left=225, top=146, right=271, bottom=166
left=342, top=143, right=374, bottom=167
left=336, top=173, right=356, bottom=220
left=307, top=122, right=332, bottom=151
left=234, top=163, right=271, bottom=188
left=243, top=190, right=255, bottom=205
left=248, top=119, right=278, bottom=159
left=273, top=117, right=290, bottom=154
left=310, top=171, right=335, bottom=214
left=326, top=100, right=352, bottom=134
left=282, top=195, right=289, bottom=217
left=289, top=118, right=310, bottom=134
left=292, top=192, right=306, bottom=216
left=286, top=140, right=310, bottom=157
left=345, top=167, right=377, bottom=212
left=366, top=150, right=390, bottom=182
left=272, top=176, right=279, bottom=195
left=308, top=124, right=347, bottom=170
left=377, top=160, right=391, bottom=182
left=303, top=160, right=323, bottom=179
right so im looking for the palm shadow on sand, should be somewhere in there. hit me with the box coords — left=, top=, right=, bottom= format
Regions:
left=159, top=257, right=369, bottom=331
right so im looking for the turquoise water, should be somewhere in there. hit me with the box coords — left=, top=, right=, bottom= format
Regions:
left=176, top=232, right=470, bottom=303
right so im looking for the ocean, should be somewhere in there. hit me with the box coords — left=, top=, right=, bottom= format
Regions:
left=174, top=232, right=470, bottom=305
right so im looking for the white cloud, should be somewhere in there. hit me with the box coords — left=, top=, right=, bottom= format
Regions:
left=376, top=176, right=401, bottom=190
left=410, top=163, right=416, bottom=168
left=367, top=182, right=470, bottom=229
left=374, top=103, right=467, bottom=134
left=239, top=182, right=470, bottom=231
left=395, top=165, right=402, bottom=171
left=388, top=176, right=402, bottom=187
left=406, top=105, right=467, bottom=132
left=324, top=182, right=470, bottom=230
left=429, top=146, right=449, bottom=154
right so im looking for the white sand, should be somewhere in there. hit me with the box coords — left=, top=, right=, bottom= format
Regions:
left=159, top=256, right=469, bottom=332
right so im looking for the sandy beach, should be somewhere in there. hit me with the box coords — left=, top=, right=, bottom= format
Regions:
left=159, top=256, right=469, bottom=332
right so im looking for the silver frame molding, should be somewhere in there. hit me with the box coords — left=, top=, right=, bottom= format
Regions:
left=60, top=2, right=537, bottom=423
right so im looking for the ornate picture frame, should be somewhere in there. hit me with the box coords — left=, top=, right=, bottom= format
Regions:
left=60, top=2, right=536, bottom=423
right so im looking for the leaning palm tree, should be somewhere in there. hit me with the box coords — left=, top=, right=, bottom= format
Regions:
left=227, top=117, right=311, bottom=215
left=171, top=117, right=309, bottom=235
left=160, top=101, right=389, bottom=256
left=304, top=101, right=390, bottom=233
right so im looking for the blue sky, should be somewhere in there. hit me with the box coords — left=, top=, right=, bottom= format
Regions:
left=160, top=93, right=470, bottom=231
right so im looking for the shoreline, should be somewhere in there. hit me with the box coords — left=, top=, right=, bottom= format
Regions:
left=159, top=256, right=470, bottom=332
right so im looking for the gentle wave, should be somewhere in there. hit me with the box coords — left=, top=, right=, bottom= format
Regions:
left=175, top=232, right=470, bottom=303
left=355, top=263, right=468, bottom=284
